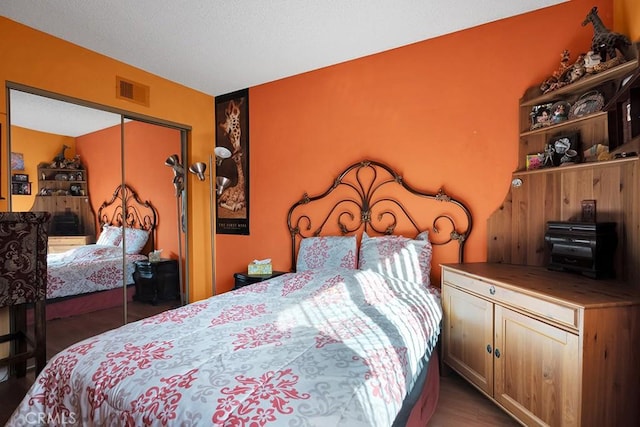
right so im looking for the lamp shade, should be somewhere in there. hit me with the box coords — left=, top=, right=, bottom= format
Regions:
left=189, top=162, right=207, bottom=181
left=216, top=176, right=232, bottom=196
left=214, top=147, right=232, bottom=165
left=165, top=154, right=180, bottom=168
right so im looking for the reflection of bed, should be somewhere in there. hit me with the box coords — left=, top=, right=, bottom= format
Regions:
left=44, top=183, right=157, bottom=320
left=11, top=160, right=472, bottom=426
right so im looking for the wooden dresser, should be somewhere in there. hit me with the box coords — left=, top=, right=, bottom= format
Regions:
left=441, top=262, right=640, bottom=426
left=48, top=235, right=93, bottom=254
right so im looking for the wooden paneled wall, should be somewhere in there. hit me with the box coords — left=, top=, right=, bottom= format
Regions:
left=487, top=158, right=639, bottom=285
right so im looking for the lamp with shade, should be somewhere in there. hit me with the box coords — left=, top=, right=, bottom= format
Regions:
left=214, top=146, right=232, bottom=166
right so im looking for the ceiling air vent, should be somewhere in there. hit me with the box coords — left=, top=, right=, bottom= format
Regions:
left=116, top=76, right=150, bottom=106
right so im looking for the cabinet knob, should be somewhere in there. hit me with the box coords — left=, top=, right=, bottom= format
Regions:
left=486, top=344, right=492, bottom=354
left=489, top=285, right=496, bottom=295
left=494, top=348, right=501, bottom=358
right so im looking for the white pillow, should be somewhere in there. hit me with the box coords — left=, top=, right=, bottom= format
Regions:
left=119, top=227, right=150, bottom=254
left=96, top=225, right=123, bottom=246
left=358, top=231, right=433, bottom=286
left=296, top=235, right=357, bottom=272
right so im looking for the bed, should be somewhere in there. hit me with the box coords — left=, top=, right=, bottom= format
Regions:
left=43, top=183, right=158, bottom=320
left=9, top=160, right=472, bottom=426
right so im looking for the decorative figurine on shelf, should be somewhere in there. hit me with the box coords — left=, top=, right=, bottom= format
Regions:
left=581, top=6, right=631, bottom=62
left=49, top=145, right=84, bottom=169
left=50, top=144, right=71, bottom=167
left=540, top=51, right=587, bottom=94
left=565, top=54, right=586, bottom=83
left=540, top=50, right=571, bottom=93
left=66, top=154, right=83, bottom=169
left=583, top=51, right=602, bottom=72
left=543, top=143, right=556, bottom=167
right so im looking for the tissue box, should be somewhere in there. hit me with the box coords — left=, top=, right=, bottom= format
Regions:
left=248, top=262, right=272, bottom=275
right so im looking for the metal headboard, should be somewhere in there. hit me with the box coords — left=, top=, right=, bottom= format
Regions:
left=287, top=159, right=473, bottom=271
left=97, top=183, right=158, bottom=254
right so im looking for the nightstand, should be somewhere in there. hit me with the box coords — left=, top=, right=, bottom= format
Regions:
left=133, top=259, right=180, bottom=305
left=233, top=271, right=286, bottom=290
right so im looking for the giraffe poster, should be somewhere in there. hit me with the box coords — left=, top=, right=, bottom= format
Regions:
left=215, top=88, right=250, bottom=235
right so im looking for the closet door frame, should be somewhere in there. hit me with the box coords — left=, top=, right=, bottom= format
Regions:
left=5, top=82, right=192, bottom=322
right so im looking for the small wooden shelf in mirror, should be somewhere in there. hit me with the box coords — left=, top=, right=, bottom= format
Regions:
left=31, top=161, right=96, bottom=239
left=37, top=165, right=88, bottom=197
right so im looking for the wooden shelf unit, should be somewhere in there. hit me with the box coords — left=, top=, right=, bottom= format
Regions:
left=488, top=48, right=640, bottom=285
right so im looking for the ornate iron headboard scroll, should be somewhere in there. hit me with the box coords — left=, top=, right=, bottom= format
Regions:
left=97, top=183, right=158, bottom=254
left=287, top=159, right=473, bottom=271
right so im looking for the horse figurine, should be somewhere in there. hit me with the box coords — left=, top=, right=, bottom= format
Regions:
left=581, top=6, right=630, bottom=62
left=53, top=144, right=70, bottom=164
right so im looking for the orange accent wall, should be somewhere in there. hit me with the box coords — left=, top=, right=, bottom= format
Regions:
left=76, top=121, right=181, bottom=259
left=9, top=126, right=76, bottom=211
left=214, top=0, right=618, bottom=292
left=615, top=0, right=640, bottom=41
left=0, top=17, right=214, bottom=302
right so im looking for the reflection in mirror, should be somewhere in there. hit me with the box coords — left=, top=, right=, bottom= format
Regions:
left=7, top=88, right=183, bottom=358
left=123, top=118, right=184, bottom=319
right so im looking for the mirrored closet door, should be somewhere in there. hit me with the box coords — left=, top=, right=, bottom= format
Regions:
left=6, top=87, right=185, bottom=353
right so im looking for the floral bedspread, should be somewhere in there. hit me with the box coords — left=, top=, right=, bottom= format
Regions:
left=46, top=245, right=146, bottom=299
left=9, top=268, right=442, bottom=427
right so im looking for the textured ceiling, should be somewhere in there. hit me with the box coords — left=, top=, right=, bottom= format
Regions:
left=1, top=0, right=566, bottom=97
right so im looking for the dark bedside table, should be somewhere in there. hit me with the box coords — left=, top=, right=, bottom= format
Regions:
left=133, top=258, right=180, bottom=305
left=233, top=271, right=286, bottom=290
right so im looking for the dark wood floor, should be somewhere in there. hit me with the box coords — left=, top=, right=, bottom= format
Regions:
left=1, top=302, right=518, bottom=426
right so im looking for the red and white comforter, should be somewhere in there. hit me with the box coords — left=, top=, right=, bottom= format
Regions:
left=47, top=245, right=147, bottom=299
left=9, top=268, right=442, bottom=426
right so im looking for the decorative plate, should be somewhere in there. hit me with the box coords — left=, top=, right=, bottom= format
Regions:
left=568, top=91, right=604, bottom=120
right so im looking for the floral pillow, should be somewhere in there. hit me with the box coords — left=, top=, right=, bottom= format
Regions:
left=358, top=231, right=433, bottom=286
left=119, top=227, right=150, bottom=255
left=96, top=225, right=123, bottom=246
left=296, top=235, right=357, bottom=272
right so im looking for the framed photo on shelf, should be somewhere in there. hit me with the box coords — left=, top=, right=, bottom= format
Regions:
left=11, top=182, right=31, bottom=195
left=526, top=153, right=544, bottom=170
left=546, top=132, right=581, bottom=166
left=550, top=100, right=570, bottom=124
left=530, top=102, right=554, bottom=130
left=12, top=173, right=29, bottom=182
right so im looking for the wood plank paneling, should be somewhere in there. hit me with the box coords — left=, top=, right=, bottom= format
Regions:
left=490, top=159, right=640, bottom=284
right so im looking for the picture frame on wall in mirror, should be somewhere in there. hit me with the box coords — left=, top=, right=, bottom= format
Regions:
left=11, top=152, right=25, bottom=171
left=214, top=88, right=250, bottom=235
left=12, top=173, right=28, bottom=182
left=11, top=182, right=31, bottom=196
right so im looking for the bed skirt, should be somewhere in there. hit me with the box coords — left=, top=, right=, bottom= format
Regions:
left=27, top=285, right=135, bottom=322
left=406, top=350, right=440, bottom=426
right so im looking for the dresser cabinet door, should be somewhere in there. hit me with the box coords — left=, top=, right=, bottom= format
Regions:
left=442, top=283, right=494, bottom=396
left=493, top=305, right=580, bottom=426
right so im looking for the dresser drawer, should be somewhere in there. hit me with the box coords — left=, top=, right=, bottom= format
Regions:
left=48, top=235, right=93, bottom=254
left=442, top=269, right=580, bottom=330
